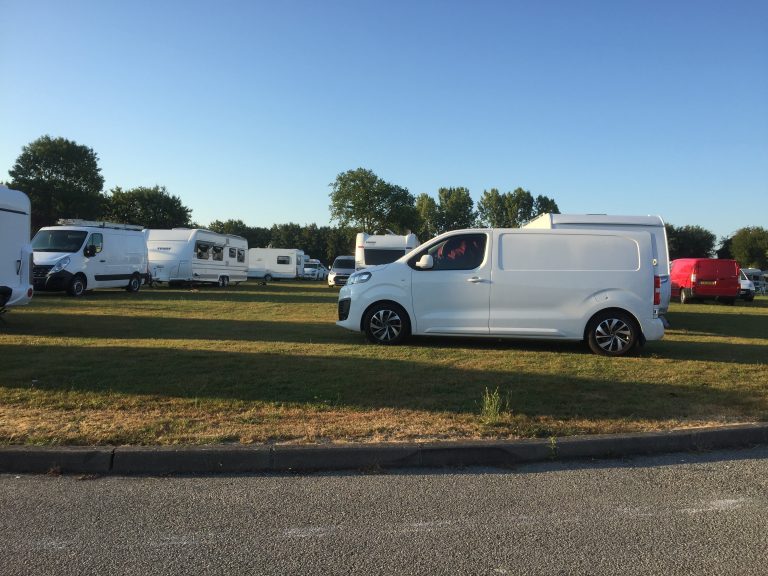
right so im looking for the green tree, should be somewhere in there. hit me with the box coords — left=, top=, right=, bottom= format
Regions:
left=716, top=236, right=733, bottom=259
left=533, top=194, right=560, bottom=218
left=730, top=226, right=768, bottom=269
left=329, top=168, right=416, bottom=234
left=436, top=187, right=475, bottom=233
left=208, top=219, right=250, bottom=236
left=476, top=188, right=506, bottom=227
left=414, top=193, right=439, bottom=240
left=666, top=224, right=716, bottom=259
left=269, top=223, right=303, bottom=249
left=102, top=186, right=192, bottom=228
left=8, top=135, right=105, bottom=231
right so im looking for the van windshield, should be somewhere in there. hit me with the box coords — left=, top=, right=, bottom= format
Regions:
left=32, top=230, right=88, bottom=253
left=333, top=257, right=355, bottom=270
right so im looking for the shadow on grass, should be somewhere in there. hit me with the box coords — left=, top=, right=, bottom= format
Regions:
left=2, top=343, right=765, bottom=424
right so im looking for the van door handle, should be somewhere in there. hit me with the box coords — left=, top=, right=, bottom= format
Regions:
left=466, top=276, right=484, bottom=283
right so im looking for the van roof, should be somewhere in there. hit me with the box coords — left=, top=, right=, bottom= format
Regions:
left=543, top=213, right=665, bottom=226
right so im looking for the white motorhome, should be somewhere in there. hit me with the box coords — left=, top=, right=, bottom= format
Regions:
left=0, top=186, right=33, bottom=310
left=355, top=231, right=420, bottom=269
left=247, top=248, right=304, bottom=281
left=337, top=228, right=665, bottom=356
left=523, top=213, right=671, bottom=318
left=145, top=228, right=248, bottom=287
left=32, top=220, right=148, bottom=296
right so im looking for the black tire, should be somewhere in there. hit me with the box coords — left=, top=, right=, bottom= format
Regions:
left=586, top=311, right=638, bottom=356
left=264, top=274, right=272, bottom=283
left=67, top=274, right=86, bottom=297
left=679, top=289, right=689, bottom=304
left=126, top=274, right=141, bottom=293
left=363, top=302, right=410, bottom=345
left=222, top=276, right=229, bottom=287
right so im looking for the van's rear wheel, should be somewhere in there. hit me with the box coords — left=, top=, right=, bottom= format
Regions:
left=679, top=289, right=690, bottom=304
left=67, top=274, right=86, bottom=297
left=363, top=302, right=410, bottom=345
left=587, top=311, right=638, bottom=356
left=126, top=274, right=141, bottom=293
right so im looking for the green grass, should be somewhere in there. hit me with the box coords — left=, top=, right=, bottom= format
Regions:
left=1, top=281, right=767, bottom=445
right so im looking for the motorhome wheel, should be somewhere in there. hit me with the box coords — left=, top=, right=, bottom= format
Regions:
left=67, top=274, right=86, bottom=297
left=586, top=311, right=638, bottom=356
left=363, top=302, right=410, bottom=345
left=126, top=274, right=141, bottom=292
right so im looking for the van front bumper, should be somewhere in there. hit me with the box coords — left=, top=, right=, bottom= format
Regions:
left=32, top=268, right=74, bottom=292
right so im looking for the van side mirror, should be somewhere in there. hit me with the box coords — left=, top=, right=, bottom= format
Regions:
left=84, top=246, right=96, bottom=258
left=415, top=254, right=434, bottom=269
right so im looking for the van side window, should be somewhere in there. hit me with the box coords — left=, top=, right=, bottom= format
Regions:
left=237, top=249, right=245, bottom=263
left=212, top=246, right=224, bottom=261
left=195, top=242, right=211, bottom=259
left=412, top=233, right=486, bottom=271
left=87, top=233, right=104, bottom=254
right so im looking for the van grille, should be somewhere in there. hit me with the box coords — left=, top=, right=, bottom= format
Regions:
left=338, top=298, right=351, bottom=321
left=33, top=265, right=53, bottom=279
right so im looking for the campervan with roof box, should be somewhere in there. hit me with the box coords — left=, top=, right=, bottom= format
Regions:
left=337, top=228, right=665, bottom=356
left=32, top=220, right=148, bottom=296
left=0, top=186, right=33, bottom=310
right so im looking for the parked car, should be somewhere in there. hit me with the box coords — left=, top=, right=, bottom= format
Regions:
left=328, top=256, right=355, bottom=287
left=336, top=228, right=665, bottom=356
left=741, top=268, right=765, bottom=295
left=670, top=258, right=740, bottom=305
left=739, top=270, right=755, bottom=302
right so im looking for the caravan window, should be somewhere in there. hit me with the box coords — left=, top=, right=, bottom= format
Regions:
left=195, top=242, right=211, bottom=259
left=229, top=248, right=237, bottom=258
left=237, top=249, right=245, bottom=263
left=212, top=246, right=224, bottom=261
left=277, top=256, right=291, bottom=265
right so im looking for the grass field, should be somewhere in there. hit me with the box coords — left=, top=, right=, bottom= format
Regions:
left=1, top=281, right=766, bottom=446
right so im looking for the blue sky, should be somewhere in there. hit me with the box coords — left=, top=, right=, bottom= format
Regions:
left=1, top=0, right=766, bottom=241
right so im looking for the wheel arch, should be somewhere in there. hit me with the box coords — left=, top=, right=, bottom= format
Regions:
left=583, top=306, right=646, bottom=346
left=360, top=299, right=413, bottom=335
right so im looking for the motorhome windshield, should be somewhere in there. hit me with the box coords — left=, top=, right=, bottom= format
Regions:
left=32, top=230, right=88, bottom=253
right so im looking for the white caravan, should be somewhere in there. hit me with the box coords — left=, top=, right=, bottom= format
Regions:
left=337, top=228, right=665, bottom=356
left=32, top=219, right=148, bottom=296
left=523, top=213, right=671, bottom=318
left=247, top=248, right=304, bottom=281
left=0, top=186, right=33, bottom=310
left=145, top=228, right=248, bottom=287
left=355, top=231, right=420, bottom=269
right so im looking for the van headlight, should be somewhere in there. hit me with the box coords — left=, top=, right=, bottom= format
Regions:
left=348, top=271, right=372, bottom=285
left=50, top=256, right=71, bottom=274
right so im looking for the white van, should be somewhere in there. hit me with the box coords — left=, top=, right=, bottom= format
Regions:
left=523, top=213, right=671, bottom=318
left=336, top=228, right=665, bottom=356
left=0, top=186, right=33, bottom=310
left=247, top=248, right=304, bottom=281
left=146, top=228, right=248, bottom=286
left=32, top=219, right=148, bottom=296
left=355, top=231, right=420, bottom=269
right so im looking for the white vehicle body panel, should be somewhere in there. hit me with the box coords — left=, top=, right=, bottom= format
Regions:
left=0, top=186, right=33, bottom=308
left=146, top=228, right=248, bottom=285
left=523, top=213, right=671, bottom=314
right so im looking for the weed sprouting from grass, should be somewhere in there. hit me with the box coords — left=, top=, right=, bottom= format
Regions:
left=480, top=386, right=507, bottom=424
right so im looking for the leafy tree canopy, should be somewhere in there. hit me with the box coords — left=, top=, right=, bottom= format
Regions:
left=414, top=193, right=439, bottom=241
left=329, top=168, right=416, bottom=234
left=8, top=135, right=105, bottom=231
left=436, top=187, right=475, bottom=233
left=666, top=224, right=716, bottom=259
left=102, top=185, right=192, bottom=229
left=476, top=187, right=559, bottom=228
left=730, top=226, right=768, bottom=269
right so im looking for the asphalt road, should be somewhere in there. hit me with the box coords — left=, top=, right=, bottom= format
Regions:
left=2, top=446, right=768, bottom=575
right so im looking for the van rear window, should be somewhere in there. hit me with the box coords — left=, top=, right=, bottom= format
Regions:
left=500, top=233, right=640, bottom=271
left=364, top=248, right=405, bottom=266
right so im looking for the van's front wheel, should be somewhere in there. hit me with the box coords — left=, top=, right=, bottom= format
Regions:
left=587, top=311, right=638, bottom=356
left=363, top=302, right=410, bottom=345
left=67, top=274, right=86, bottom=297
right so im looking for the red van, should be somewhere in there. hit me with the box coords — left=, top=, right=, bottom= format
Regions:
left=670, top=258, right=740, bottom=304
